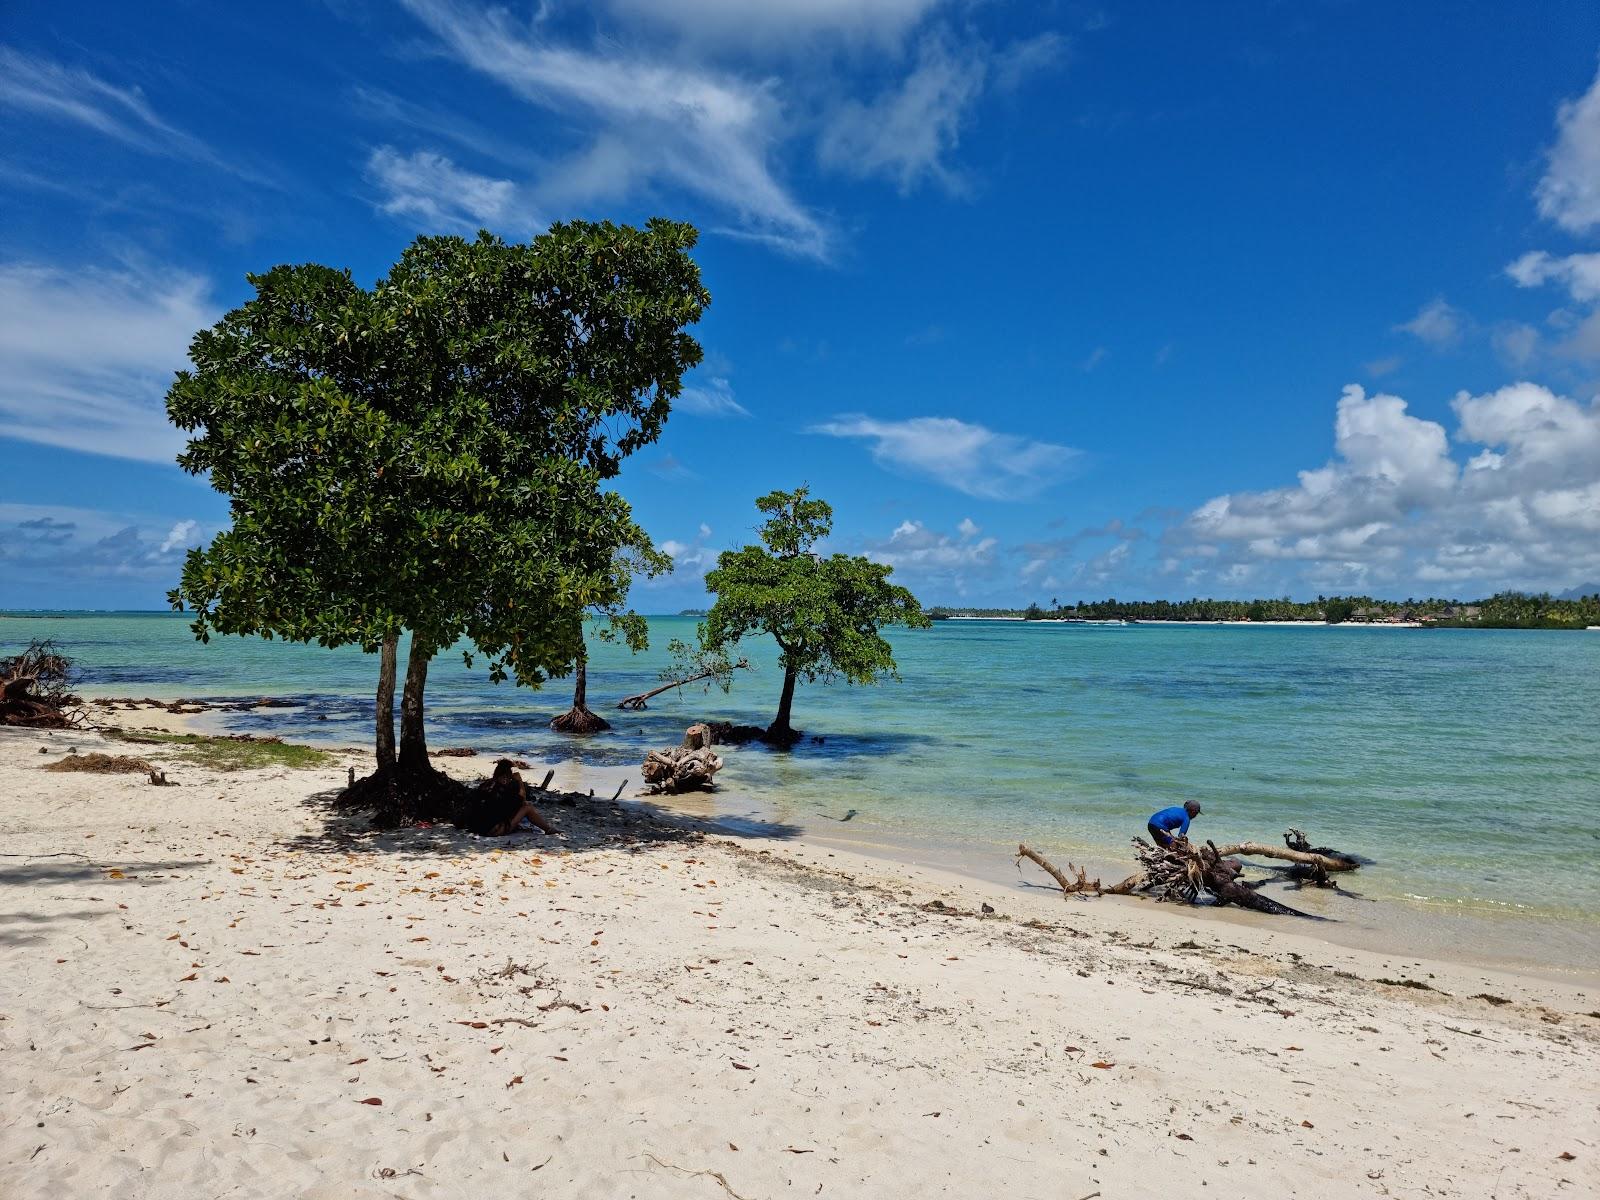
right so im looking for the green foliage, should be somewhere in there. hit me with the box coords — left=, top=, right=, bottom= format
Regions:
left=927, top=590, right=1600, bottom=629
left=167, top=219, right=709, bottom=715
left=662, top=631, right=746, bottom=694
left=702, top=487, right=929, bottom=734
left=107, top=729, right=335, bottom=771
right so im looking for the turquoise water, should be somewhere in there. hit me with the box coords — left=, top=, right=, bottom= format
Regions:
left=6, top=611, right=1598, bottom=963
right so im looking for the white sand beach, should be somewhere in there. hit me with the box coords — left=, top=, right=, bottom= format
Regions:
left=2, top=719, right=1596, bottom=1199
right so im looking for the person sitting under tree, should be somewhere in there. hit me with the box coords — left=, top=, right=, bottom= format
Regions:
left=465, top=760, right=560, bottom=838
left=1146, top=800, right=1202, bottom=848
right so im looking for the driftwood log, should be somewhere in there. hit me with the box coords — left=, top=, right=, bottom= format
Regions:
left=1019, top=828, right=1361, bottom=919
left=641, top=725, right=724, bottom=794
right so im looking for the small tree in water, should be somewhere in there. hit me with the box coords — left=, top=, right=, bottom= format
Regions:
left=702, top=487, right=928, bottom=746
left=549, top=535, right=668, bottom=735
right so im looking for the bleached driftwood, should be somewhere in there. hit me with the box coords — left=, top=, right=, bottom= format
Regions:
left=641, top=726, right=724, bottom=794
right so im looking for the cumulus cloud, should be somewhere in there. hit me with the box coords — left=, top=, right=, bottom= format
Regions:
left=653, top=523, right=720, bottom=584
left=675, top=376, right=749, bottom=417
left=810, top=414, right=1080, bottom=500
left=1535, top=59, right=1600, bottom=235
left=860, top=518, right=997, bottom=592
left=1505, top=250, right=1600, bottom=303
left=1178, top=383, right=1600, bottom=593
left=0, top=260, right=214, bottom=462
left=366, top=146, right=530, bottom=233
left=0, top=504, right=208, bottom=601
left=1394, top=298, right=1466, bottom=348
left=158, top=519, right=200, bottom=554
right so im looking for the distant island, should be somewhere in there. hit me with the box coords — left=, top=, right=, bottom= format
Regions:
left=926, top=590, right=1600, bottom=631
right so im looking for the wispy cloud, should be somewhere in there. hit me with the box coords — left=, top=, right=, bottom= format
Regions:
left=0, top=45, right=258, bottom=183
left=604, top=0, right=942, bottom=51
left=675, top=376, right=749, bottom=417
left=0, top=261, right=213, bottom=462
left=810, top=414, right=1080, bottom=500
left=365, top=146, right=534, bottom=234
left=1394, top=297, right=1466, bottom=348
left=397, top=0, right=832, bottom=258
left=818, top=34, right=987, bottom=194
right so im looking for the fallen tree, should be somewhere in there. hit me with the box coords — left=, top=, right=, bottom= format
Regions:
left=617, top=638, right=750, bottom=711
left=1018, top=827, right=1362, bottom=919
left=1, top=640, right=88, bottom=729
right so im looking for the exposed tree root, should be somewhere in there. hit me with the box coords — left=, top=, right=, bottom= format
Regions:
left=1, top=640, right=89, bottom=729
left=335, top=760, right=475, bottom=829
left=548, top=705, right=611, bottom=735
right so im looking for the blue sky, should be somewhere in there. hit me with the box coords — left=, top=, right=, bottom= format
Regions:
left=4, top=1, right=1600, bottom=610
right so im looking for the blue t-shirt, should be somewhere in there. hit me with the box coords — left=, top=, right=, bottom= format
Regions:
left=1148, top=805, right=1191, bottom=836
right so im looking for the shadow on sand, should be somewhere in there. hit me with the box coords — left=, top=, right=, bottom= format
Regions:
left=281, top=783, right=803, bottom=860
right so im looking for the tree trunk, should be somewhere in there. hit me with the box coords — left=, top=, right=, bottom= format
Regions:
left=618, top=668, right=715, bottom=710
left=550, top=649, right=611, bottom=734
left=375, top=633, right=398, bottom=769
left=765, top=666, right=799, bottom=745
left=398, top=636, right=431, bottom=768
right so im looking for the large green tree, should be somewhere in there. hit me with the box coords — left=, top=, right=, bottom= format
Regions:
left=702, top=487, right=929, bottom=745
left=169, top=219, right=709, bottom=817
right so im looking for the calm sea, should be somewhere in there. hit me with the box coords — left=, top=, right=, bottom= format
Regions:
left=6, top=611, right=1597, bottom=970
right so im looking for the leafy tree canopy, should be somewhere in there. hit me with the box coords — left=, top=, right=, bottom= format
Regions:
left=168, top=219, right=708, bottom=797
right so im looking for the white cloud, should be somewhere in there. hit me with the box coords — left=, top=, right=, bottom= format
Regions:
left=603, top=0, right=941, bottom=50
left=1505, top=250, right=1600, bottom=303
left=1492, top=323, right=1539, bottom=367
left=861, top=518, right=998, bottom=591
left=956, top=516, right=980, bottom=538
left=1178, top=383, right=1600, bottom=593
left=817, top=35, right=986, bottom=194
left=0, top=46, right=209, bottom=161
left=810, top=413, right=1080, bottom=500
left=1536, top=59, right=1600, bottom=235
left=1394, top=298, right=1465, bottom=348
left=398, top=0, right=831, bottom=258
left=675, top=376, right=749, bottom=417
left=365, top=146, right=530, bottom=233
left=0, top=261, right=214, bottom=462
left=0, top=504, right=209, bottom=596
left=158, top=519, right=200, bottom=554
left=994, top=32, right=1070, bottom=92
left=652, top=523, right=720, bottom=583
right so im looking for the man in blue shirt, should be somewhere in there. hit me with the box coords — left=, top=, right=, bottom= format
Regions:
left=1147, top=800, right=1202, bottom=848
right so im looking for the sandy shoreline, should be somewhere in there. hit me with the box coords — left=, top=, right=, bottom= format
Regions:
left=68, top=697, right=1600, bottom=980
left=2, top=718, right=1596, bottom=1198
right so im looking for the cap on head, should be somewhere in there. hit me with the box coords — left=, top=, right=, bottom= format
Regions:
left=1184, top=800, right=1203, bottom=817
